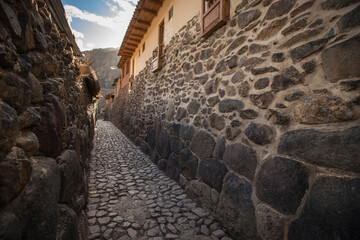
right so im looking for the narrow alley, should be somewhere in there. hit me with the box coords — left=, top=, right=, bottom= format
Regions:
left=87, top=121, right=232, bottom=240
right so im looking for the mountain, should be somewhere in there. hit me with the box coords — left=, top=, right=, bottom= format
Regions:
left=83, top=48, right=121, bottom=112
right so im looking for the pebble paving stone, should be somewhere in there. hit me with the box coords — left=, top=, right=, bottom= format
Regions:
left=87, top=121, right=232, bottom=240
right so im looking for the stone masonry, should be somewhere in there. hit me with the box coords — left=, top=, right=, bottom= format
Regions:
left=0, top=0, right=99, bottom=239
left=107, top=0, right=360, bottom=239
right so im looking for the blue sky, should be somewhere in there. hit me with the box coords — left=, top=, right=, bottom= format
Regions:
left=62, top=0, right=138, bottom=51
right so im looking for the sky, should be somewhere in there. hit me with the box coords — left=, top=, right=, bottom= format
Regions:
left=62, top=0, right=138, bottom=51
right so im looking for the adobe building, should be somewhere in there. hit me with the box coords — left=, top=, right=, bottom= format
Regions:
left=107, top=0, right=360, bottom=239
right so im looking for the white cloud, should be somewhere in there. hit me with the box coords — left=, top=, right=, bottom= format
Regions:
left=105, top=1, right=118, bottom=12
left=72, top=28, right=84, bottom=39
left=63, top=0, right=138, bottom=50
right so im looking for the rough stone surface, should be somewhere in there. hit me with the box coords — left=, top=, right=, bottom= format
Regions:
left=190, top=131, right=215, bottom=159
left=256, top=157, right=309, bottom=214
left=245, top=123, right=275, bottom=145
left=198, top=158, right=227, bottom=192
left=218, top=99, right=244, bottom=113
left=321, top=34, right=360, bottom=82
left=209, top=113, right=226, bottom=131
left=278, top=127, right=360, bottom=172
left=288, top=176, right=360, bottom=240
left=265, top=0, right=296, bottom=20
left=321, top=0, right=360, bottom=10
left=290, top=38, right=328, bottom=62
left=250, top=92, right=274, bottom=109
left=293, top=95, right=354, bottom=124
left=178, top=148, right=198, bottom=180
left=238, top=9, right=261, bottom=29
left=156, top=128, right=171, bottom=159
left=217, top=173, right=257, bottom=240
left=256, top=203, right=284, bottom=240
left=223, top=143, right=257, bottom=180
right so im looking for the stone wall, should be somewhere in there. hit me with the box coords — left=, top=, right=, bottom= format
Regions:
left=107, top=0, right=360, bottom=239
left=0, top=0, right=99, bottom=239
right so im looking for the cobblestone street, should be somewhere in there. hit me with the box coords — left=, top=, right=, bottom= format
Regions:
left=87, top=121, right=232, bottom=240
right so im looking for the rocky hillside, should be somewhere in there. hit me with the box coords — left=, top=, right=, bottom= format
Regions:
left=83, top=48, right=121, bottom=90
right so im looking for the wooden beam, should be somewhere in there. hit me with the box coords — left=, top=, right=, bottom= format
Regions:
left=128, top=38, right=141, bottom=43
left=122, top=50, right=134, bottom=55
left=147, top=0, right=162, bottom=7
left=131, top=33, right=144, bottom=38
left=133, top=26, right=147, bottom=32
left=142, top=8, right=157, bottom=16
left=137, top=19, right=151, bottom=26
left=124, top=47, right=136, bottom=51
left=126, top=42, right=138, bottom=47
left=119, top=51, right=132, bottom=56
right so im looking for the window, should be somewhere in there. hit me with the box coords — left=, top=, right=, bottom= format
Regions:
left=126, top=60, right=130, bottom=74
left=169, top=6, right=173, bottom=20
left=202, top=0, right=230, bottom=38
left=142, top=43, right=145, bottom=52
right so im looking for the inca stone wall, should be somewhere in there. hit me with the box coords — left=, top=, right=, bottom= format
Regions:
left=0, top=0, right=99, bottom=239
left=107, top=0, right=360, bottom=239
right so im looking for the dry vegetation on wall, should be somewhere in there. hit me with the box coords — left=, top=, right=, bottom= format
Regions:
left=0, top=0, right=100, bottom=239
left=107, top=0, right=360, bottom=239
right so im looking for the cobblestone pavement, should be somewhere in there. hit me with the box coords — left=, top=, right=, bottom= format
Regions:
left=87, top=121, right=233, bottom=240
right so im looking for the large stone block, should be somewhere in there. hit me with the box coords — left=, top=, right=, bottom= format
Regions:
left=0, top=72, right=31, bottom=113
left=249, top=92, right=274, bottom=109
left=0, top=0, right=21, bottom=38
left=218, top=99, right=244, bottom=113
left=186, top=180, right=212, bottom=210
left=56, top=204, right=79, bottom=240
left=321, top=0, right=360, bottom=9
left=178, top=148, right=198, bottom=180
left=12, top=156, right=61, bottom=240
left=15, top=131, right=39, bottom=157
left=58, top=150, right=84, bottom=213
left=17, top=107, right=41, bottom=129
left=170, top=136, right=184, bottom=154
left=223, top=143, right=257, bottom=180
left=244, top=123, right=275, bottom=145
left=156, top=128, right=171, bottom=159
left=278, top=127, right=360, bottom=172
left=198, top=158, right=227, bottom=192
left=238, top=9, right=261, bottom=29
left=190, top=131, right=215, bottom=159
left=321, top=34, right=360, bottom=82
left=256, top=203, right=284, bottom=240
left=145, top=126, right=156, bottom=150
left=217, top=173, right=257, bottom=240
left=290, top=38, right=328, bottom=63
left=337, top=5, right=360, bottom=33
left=33, top=94, right=64, bottom=157
left=0, top=101, right=18, bottom=158
left=179, top=124, right=194, bottom=141
left=288, top=176, right=360, bottom=239
left=293, top=95, right=354, bottom=124
left=0, top=147, right=32, bottom=208
left=265, top=0, right=296, bottom=20
left=209, top=113, right=225, bottom=131
left=166, top=153, right=180, bottom=182
left=256, top=157, right=309, bottom=214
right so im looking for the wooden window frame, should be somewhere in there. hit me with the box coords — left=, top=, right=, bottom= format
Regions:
left=202, top=0, right=230, bottom=38
left=152, top=19, right=165, bottom=73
